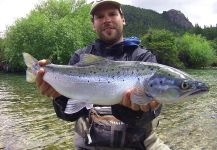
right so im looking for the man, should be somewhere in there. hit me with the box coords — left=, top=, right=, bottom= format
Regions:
left=36, top=0, right=171, bottom=149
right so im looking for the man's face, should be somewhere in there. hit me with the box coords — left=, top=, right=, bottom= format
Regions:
left=92, top=4, right=126, bottom=45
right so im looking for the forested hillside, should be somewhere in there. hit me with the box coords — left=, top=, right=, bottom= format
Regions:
left=122, top=5, right=192, bottom=37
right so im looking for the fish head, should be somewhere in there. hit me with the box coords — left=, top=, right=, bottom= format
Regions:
left=143, top=66, right=209, bottom=103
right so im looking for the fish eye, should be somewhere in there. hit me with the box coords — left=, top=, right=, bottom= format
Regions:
left=181, top=81, right=189, bottom=89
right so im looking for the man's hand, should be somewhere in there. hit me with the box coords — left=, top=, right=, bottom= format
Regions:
left=120, top=89, right=159, bottom=112
left=36, top=59, right=61, bottom=98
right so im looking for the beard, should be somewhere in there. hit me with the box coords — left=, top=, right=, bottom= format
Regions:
left=97, top=24, right=123, bottom=45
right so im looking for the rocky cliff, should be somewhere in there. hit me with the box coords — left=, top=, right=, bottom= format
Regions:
left=162, top=9, right=193, bottom=29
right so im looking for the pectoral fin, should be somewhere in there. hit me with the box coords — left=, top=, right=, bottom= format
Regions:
left=130, top=81, right=153, bottom=105
left=64, top=99, right=93, bottom=114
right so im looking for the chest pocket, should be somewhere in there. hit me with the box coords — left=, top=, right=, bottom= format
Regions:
left=86, top=108, right=147, bottom=150
left=86, top=108, right=126, bottom=148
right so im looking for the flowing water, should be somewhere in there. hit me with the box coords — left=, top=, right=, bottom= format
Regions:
left=0, top=69, right=216, bottom=150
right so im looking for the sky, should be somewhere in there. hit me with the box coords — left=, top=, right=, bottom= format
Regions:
left=0, top=0, right=217, bottom=34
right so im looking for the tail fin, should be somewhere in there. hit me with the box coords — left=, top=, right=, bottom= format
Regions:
left=22, top=52, right=40, bottom=83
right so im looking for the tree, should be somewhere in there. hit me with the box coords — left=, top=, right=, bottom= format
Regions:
left=4, top=0, right=95, bottom=71
left=210, top=38, right=217, bottom=66
left=177, top=33, right=215, bottom=68
left=0, top=38, right=5, bottom=63
left=190, top=25, right=217, bottom=41
left=141, top=29, right=183, bottom=68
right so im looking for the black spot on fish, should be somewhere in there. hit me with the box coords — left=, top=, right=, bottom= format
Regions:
left=137, top=77, right=140, bottom=81
left=150, top=84, right=153, bottom=87
left=160, top=80, right=163, bottom=84
left=108, top=81, right=110, bottom=83
left=132, top=71, right=134, bottom=75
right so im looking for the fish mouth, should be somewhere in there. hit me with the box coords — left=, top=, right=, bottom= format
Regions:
left=189, top=87, right=209, bottom=96
left=187, top=81, right=209, bottom=97
left=190, top=88, right=209, bottom=96
left=180, top=86, right=209, bottom=99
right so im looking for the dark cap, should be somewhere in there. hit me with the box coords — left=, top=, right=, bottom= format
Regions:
left=90, top=0, right=122, bottom=15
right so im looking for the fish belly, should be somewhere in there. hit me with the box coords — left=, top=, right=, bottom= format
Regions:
left=44, top=72, right=135, bottom=105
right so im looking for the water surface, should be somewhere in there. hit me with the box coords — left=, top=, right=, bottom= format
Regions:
left=0, top=73, right=73, bottom=149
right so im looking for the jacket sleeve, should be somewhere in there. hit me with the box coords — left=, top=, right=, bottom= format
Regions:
left=52, top=48, right=89, bottom=122
left=112, top=46, right=161, bottom=126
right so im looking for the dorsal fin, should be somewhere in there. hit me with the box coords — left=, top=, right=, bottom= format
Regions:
left=76, top=54, right=112, bottom=66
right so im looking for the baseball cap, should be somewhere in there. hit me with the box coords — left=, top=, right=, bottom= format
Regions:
left=90, top=0, right=122, bottom=15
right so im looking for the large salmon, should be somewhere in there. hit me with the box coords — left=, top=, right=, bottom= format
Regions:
left=23, top=52, right=209, bottom=113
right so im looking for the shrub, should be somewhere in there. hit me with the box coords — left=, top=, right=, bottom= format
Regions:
left=141, top=29, right=183, bottom=68
left=4, top=0, right=95, bottom=71
left=177, top=33, right=215, bottom=68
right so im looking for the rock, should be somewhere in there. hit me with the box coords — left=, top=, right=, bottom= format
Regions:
left=162, top=9, right=193, bottom=29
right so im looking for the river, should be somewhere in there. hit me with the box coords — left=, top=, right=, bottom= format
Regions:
left=0, top=69, right=216, bottom=150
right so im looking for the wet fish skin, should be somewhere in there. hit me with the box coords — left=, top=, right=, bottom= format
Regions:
left=23, top=52, right=209, bottom=113
left=142, top=74, right=209, bottom=103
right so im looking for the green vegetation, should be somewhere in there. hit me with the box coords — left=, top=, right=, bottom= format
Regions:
left=0, top=38, right=4, bottom=53
left=141, top=29, right=183, bottom=68
left=122, top=5, right=186, bottom=37
left=3, top=0, right=95, bottom=71
left=141, top=29, right=215, bottom=68
left=0, top=38, right=5, bottom=65
left=210, top=38, right=217, bottom=66
left=1, top=0, right=217, bottom=72
left=190, top=24, right=217, bottom=40
left=177, top=33, right=215, bottom=68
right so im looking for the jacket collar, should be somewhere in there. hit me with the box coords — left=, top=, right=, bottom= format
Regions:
left=93, top=39, right=138, bottom=57
left=94, top=39, right=124, bottom=57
